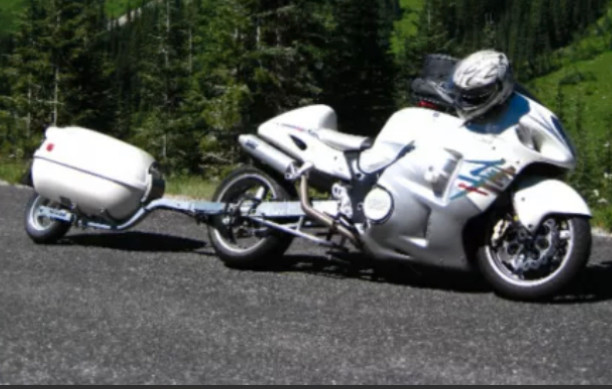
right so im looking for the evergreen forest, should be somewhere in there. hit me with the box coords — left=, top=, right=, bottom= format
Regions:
left=1, top=0, right=612, bottom=226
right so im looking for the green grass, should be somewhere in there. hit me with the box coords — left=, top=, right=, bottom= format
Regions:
left=592, top=206, right=612, bottom=232
left=0, top=158, right=28, bottom=184
left=165, top=175, right=218, bottom=200
left=526, top=4, right=612, bottom=138
left=528, top=51, right=612, bottom=139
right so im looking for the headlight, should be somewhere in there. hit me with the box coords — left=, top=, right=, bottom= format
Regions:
left=363, top=187, right=394, bottom=224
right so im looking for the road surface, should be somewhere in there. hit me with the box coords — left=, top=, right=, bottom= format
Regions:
left=1, top=184, right=612, bottom=384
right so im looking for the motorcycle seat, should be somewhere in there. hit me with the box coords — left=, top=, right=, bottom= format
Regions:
left=317, top=128, right=373, bottom=152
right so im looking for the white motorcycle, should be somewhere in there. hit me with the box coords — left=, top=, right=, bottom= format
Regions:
left=25, top=56, right=591, bottom=300
left=207, top=85, right=592, bottom=300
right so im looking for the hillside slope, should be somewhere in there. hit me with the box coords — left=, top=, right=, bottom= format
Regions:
left=528, top=4, right=612, bottom=136
left=527, top=29, right=612, bottom=228
left=529, top=50, right=612, bottom=139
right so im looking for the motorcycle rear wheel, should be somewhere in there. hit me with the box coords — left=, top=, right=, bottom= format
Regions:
left=208, top=166, right=294, bottom=269
left=477, top=212, right=591, bottom=300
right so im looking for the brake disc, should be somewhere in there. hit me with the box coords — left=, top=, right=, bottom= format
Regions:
left=508, top=218, right=561, bottom=274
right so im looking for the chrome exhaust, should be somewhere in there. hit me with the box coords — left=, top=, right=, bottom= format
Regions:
left=238, top=134, right=358, bottom=245
left=238, top=135, right=296, bottom=176
left=299, top=175, right=359, bottom=245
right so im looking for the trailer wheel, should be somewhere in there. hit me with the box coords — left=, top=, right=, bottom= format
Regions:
left=25, top=193, right=71, bottom=244
left=208, top=166, right=294, bottom=269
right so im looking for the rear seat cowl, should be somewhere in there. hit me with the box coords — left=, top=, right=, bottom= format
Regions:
left=316, top=128, right=373, bottom=152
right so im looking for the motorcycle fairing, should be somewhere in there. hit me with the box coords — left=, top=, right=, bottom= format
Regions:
left=359, top=108, right=461, bottom=174
left=359, top=94, right=580, bottom=269
left=246, top=93, right=583, bottom=270
left=512, top=178, right=591, bottom=233
left=258, top=105, right=356, bottom=180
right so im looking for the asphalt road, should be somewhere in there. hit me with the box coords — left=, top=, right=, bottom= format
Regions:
left=1, top=184, right=612, bottom=384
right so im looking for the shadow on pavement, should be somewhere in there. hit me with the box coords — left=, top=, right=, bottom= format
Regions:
left=553, top=261, right=612, bottom=303
left=261, top=255, right=612, bottom=302
left=58, top=232, right=612, bottom=302
left=62, top=231, right=207, bottom=253
left=267, top=254, right=492, bottom=294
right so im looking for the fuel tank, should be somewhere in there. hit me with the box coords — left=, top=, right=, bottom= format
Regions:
left=32, top=126, right=164, bottom=221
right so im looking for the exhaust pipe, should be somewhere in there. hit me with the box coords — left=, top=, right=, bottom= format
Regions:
left=299, top=175, right=359, bottom=245
left=239, top=135, right=296, bottom=176
left=239, top=134, right=359, bottom=245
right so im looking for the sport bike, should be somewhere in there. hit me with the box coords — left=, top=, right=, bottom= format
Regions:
left=211, top=89, right=591, bottom=300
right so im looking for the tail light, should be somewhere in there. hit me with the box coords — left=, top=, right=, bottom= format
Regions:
left=417, top=100, right=439, bottom=110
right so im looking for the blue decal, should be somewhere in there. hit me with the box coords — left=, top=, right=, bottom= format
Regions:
left=451, top=159, right=516, bottom=200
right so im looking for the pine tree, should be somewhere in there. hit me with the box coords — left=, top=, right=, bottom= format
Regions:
left=56, top=0, right=114, bottom=132
left=322, top=0, right=399, bottom=136
left=122, top=0, right=192, bottom=172
left=240, top=0, right=332, bottom=125
left=5, top=0, right=115, bottom=143
left=2, top=0, right=55, bottom=156
left=186, top=0, right=252, bottom=172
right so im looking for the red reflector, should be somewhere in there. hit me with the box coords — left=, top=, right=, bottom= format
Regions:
left=46, top=143, right=54, bottom=152
left=417, top=101, right=438, bottom=110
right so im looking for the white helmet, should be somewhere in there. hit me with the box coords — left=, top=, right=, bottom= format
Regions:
left=451, top=50, right=514, bottom=120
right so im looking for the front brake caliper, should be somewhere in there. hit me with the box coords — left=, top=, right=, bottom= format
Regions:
left=491, top=218, right=511, bottom=248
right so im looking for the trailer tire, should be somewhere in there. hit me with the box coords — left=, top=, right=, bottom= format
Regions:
left=208, top=166, right=294, bottom=269
left=25, top=193, right=71, bottom=244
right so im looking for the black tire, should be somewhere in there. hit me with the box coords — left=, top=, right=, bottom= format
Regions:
left=208, top=166, right=294, bottom=269
left=25, top=193, right=71, bottom=244
left=477, top=213, right=591, bottom=300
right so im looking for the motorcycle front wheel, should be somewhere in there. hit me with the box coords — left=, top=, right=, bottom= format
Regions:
left=477, top=213, right=591, bottom=300
left=208, top=166, right=294, bottom=269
